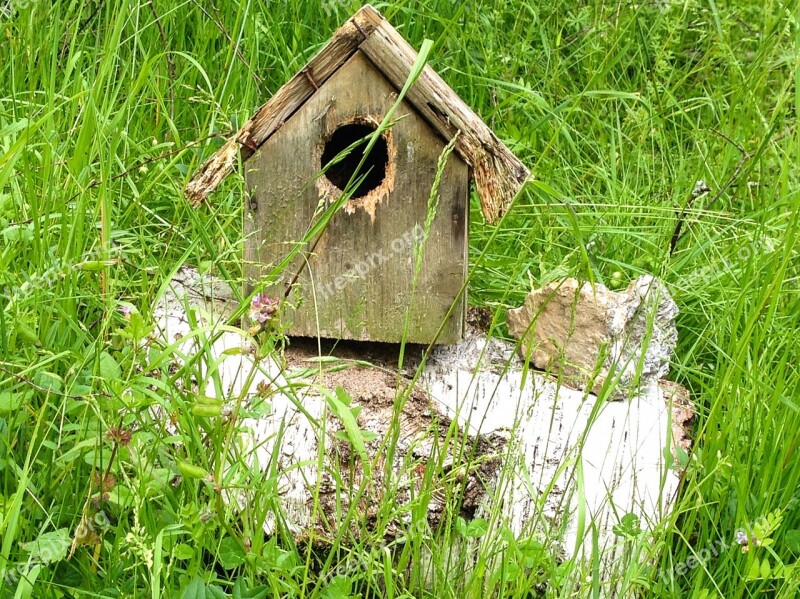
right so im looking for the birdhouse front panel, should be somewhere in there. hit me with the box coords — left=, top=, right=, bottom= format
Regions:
left=244, top=51, right=470, bottom=344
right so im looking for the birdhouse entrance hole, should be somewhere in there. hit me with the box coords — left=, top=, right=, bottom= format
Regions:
left=321, top=122, right=389, bottom=198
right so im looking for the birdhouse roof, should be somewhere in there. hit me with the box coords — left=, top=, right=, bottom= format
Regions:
left=184, top=5, right=530, bottom=223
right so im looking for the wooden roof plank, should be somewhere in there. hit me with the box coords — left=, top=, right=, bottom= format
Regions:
left=357, top=19, right=530, bottom=222
left=185, top=4, right=529, bottom=223
left=185, top=6, right=382, bottom=206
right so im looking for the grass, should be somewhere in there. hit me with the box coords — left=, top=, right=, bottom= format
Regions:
left=0, top=0, right=798, bottom=596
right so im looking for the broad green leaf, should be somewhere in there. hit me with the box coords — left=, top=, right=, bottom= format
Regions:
left=2, top=224, right=33, bottom=245
left=0, top=392, right=24, bottom=414
left=32, top=371, right=62, bottom=395
left=455, top=516, right=467, bottom=536
left=191, top=402, right=223, bottom=417
left=177, top=461, right=209, bottom=480
left=785, top=529, right=800, bottom=553
left=174, top=543, right=194, bottom=560
left=206, top=585, right=227, bottom=599
left=746, top=559, right=761, bottom=580
left=326, top=387, right=369, bottom=469
left=760, top=558, right=771, bottom=579
left=218, top=537, right=245, bottom=569
left=321, top=575, right=353, bottom=599
left=180, top=577, right=206, bottom=599
left=98, top=352, right=122, bottom=381
left=612, top=512, right=642, bottom=538
left=466, top=518, right=489, bottom=538
left=20, top=528, right=71, bottom=564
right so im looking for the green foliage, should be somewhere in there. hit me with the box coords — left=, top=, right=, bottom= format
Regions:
left=0, top=0, right=798, bottom=597
left=613, top=513, right=643, bottom=539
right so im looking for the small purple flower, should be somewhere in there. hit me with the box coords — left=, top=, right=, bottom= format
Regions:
left=118, top=305, right=132, bottom=319
left=250, top=293, right=279, bottom=325
left=735, top=530, right=748, bottom=545
left=735, top=529, right=758, bottom=553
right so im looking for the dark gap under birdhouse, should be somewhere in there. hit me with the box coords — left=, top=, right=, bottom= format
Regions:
left=321, top=123, right=389, bottom=198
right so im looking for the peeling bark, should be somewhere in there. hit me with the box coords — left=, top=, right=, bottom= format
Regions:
left=154, top=267, right=692, bottom=588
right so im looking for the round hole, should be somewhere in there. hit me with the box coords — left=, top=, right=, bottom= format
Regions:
left=321, top=123, right=388, bottom=198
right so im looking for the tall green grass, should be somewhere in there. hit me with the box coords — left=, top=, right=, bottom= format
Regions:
left=0, top=0, right=798, bottom=597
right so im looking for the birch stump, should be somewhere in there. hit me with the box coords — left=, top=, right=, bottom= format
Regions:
left=153, top=267, right=692, bottom=590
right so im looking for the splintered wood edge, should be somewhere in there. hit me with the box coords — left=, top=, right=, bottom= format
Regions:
left=184, top=5, right=382, bottom=207
left=184, top=4, right=531, bottom=223
left=357, top=19, right=531, bottom=223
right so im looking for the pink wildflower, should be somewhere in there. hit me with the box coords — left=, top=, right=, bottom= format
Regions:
left=250, top=293, right=279, bottom=325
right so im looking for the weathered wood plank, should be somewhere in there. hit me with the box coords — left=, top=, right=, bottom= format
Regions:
left=185, top=5, right=383, bottom=206
left=185, top=5, right=529, bottom=223
left=357, top=19, right=531, bottom=223
left=244, top=51, right=469, bottom=344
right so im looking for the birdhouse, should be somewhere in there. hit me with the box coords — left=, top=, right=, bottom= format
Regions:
left=186, top=5, right=529, bottom=344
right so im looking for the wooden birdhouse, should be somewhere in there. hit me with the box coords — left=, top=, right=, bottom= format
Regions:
left=186, top=5, right=529, bottom=344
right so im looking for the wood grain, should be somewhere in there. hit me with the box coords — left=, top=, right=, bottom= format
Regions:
left=357, top=19, right=530, bottom=223
left=244, top=52, right=469, bottom=344
left=185, top=4, right=529, bottom=223
left=185, top=5, right=382, bottom=206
